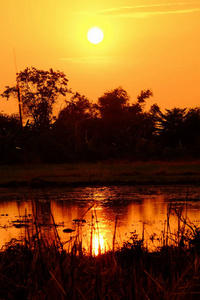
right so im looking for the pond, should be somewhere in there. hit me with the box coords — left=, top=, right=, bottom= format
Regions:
left=0, top=185, right=200, bottom=254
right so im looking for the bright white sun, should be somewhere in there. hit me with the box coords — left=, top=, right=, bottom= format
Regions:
left=87, top=27, right=104, bottom=44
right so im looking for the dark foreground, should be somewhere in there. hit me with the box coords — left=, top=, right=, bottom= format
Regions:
left=1, top=230, right=200, bottom=300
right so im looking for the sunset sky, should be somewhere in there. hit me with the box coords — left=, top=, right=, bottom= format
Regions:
left=1, top=0, right=200, bottom=115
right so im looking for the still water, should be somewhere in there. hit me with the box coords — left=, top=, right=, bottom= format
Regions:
left=0, top=185, right=200, bottom=254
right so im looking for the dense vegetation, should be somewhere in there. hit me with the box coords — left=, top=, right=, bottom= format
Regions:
left=1, top=67, right=200, bottom=164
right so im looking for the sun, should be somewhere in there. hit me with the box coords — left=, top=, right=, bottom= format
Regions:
left=87, top=27, right=104, bottom=44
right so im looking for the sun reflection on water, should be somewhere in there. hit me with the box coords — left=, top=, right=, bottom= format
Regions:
left=0, top=186, right=200, bottom=253
left=92, top=232, right=105, bottom=256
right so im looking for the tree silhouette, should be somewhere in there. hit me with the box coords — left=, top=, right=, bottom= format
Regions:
left=158, top=108, right=187, bottom=147
left=54, top=93, right=97, bottom=157
left=183, top=107, right=200, bottom=157
left=58, top=92, right=96, bottom=123
left=0, top=114, right=22, bottom=164
left=123, top=90, right=155, bottom=156
left=1, top=67, right=70, bottom=131
left=137, top=89, right=153, bottom=104
left=2, top=67, right=200, bottom=163
left=95, top=87, right=130, bottom=156
left=98, top=86, right=129, bottom=119
left=95, top=87, right=156, bottom=159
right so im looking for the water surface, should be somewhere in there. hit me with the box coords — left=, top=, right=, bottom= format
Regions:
left=0, top=185, right=199, bottom=253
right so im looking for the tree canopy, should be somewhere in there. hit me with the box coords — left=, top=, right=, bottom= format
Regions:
left=1, top=67, right=200, bottom=163
left=1, top=67, right=70, bottom=131
left=98, top=86, right=129, bottom=119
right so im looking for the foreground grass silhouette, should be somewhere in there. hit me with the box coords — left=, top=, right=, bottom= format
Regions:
left=1, top=221, right=200, bottom=299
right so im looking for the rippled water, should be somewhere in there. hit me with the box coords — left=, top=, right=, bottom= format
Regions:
left=0, top=185, right=200, bottom=253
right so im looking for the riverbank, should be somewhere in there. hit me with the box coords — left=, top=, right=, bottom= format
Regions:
left=0, top=160, right=200, bottom=187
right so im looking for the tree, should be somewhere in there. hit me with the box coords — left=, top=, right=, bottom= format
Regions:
left=98, top=86, right=129, bottom=119
left=125, top=90, right=154, bottom=146
left=182, top=107, right=200, bottom=157
left=57, top=92, right=96, bottom=124
left=1, top=67, right=70, bottom=131
left=0, top=114, right=22, bottom=164
left=158, top=108, right=187, bottom=146
left=96, top=87, right=156, bottom=159
left=54, top=92, right=97, bottom=156
left=184, top=107, right=200, bottom=143
left=137, top=89, right=153, bottom=104
left=155, top=107, right=188, bottom=159
left=95, top=87, right=130, bottom=155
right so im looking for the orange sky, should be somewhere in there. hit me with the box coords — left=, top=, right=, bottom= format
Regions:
left=1, top=0, right=200, bottom=115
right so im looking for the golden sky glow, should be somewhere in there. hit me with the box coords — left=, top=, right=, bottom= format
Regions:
left=1, top=0, right=200, bottom=114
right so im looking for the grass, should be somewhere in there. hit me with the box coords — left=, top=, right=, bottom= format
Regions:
left=0, top=160, right=200, bottom=187
left=1, top=219, right=200, bottom=299
left=0, top=198, right=200, bottom=299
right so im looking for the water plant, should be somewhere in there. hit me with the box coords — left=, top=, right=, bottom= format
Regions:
left=0, top=196, right=200, bottom=299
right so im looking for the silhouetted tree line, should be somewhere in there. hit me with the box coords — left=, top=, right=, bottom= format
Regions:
left=1, top=67, right=200, bottom=164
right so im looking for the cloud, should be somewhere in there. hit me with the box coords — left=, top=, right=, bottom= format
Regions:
left=119, top=8, right=200, bottom=18
left=77, top=2, right=200, bottom=18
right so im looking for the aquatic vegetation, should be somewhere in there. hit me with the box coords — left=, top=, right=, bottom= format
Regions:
left=0, top=201, right=200, bottom=299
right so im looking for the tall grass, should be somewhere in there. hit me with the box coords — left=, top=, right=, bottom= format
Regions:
left=0, top=196, right=200, bottom=299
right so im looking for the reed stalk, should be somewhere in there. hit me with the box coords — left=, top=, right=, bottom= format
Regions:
left=113, top=215, right=118, bottom=252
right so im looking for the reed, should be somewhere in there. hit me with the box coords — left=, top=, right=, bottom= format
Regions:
left=0, top=200, right=200, bottom=300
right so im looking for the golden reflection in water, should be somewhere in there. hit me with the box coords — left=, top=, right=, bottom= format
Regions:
left=0, top=200, right=32, bottom=248
left=51, top=201, right=114, bottom=254
left=0, top=187, right=200, bottom=253
left=92, top=232, right=105, bottom=256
